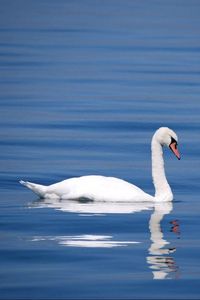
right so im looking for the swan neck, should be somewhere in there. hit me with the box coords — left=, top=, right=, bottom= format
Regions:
left=151, top=138, right=173, bottom=201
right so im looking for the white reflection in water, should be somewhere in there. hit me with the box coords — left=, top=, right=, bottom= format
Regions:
left=30, top=198, right=179, bottom=279
left=147, top=202, right=179, bottom=279
left=30, top=198, right=154, bottom=214
left=32, top=234, right=139, bottom=248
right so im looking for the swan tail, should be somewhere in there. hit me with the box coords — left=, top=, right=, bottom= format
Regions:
left=19, top=180, right=47, bottom=198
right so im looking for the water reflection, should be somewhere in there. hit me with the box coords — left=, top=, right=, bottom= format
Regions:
left=30, top=198, right=179, bottom=278
left=147, top=202, right=179, bottom=279
left=30, top=199, right=152, bottom=248
left=30, top=197, right=154, bottom=214
left=32, top=234, right=139, bottom=248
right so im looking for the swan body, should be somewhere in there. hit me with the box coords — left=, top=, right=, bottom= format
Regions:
left=20, top=127, right=180, bottom=202
left=20, top=175, right=154, bottom=202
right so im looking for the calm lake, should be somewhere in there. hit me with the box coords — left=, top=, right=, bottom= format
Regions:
left=0, top=0, right=200, bottom=299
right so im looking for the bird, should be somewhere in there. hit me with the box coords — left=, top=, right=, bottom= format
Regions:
left=20, top=127, right=180, bottom=202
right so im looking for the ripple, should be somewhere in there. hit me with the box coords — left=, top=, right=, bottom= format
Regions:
left=31, top=234, right=139, bottom=248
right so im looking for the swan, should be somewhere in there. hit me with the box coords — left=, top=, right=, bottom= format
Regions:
left=20, top=127, right=180, bottom=202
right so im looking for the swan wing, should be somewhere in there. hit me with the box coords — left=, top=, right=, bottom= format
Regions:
left=47, top=175, right=153, bottom=202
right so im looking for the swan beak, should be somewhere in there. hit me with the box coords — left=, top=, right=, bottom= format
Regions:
left=169, top=142, right=181, bottom=160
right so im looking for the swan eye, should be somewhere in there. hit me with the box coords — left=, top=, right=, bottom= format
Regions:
left=170, top=137, right=178, bottom=148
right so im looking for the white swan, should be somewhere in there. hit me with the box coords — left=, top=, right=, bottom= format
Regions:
left=20, top=127, right=180, bottom=202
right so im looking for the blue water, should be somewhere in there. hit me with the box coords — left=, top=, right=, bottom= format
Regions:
left=1, top=0, right=200, bottom=298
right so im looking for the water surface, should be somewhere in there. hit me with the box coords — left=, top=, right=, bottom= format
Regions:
left=0, top=0, right=200, bottom=299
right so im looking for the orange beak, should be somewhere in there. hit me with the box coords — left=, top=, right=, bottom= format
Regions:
left=169, top=142, right=181, bottom=160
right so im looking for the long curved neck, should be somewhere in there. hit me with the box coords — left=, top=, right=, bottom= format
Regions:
left=151, top=137, right=173, bottom=201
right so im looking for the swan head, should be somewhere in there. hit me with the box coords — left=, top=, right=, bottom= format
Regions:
left=153, top=127, right=180, bottom=160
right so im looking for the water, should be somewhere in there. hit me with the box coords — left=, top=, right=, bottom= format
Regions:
left=0, top=0, right=200, bottom=298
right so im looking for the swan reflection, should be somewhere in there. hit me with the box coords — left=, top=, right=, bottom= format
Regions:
left=147, top=202, right=179, bottom=279
left=30, top=197, right=154, bottom=214
left=30, top=199, right=153, bottom=248
left=30, top=198, right=179, bottom=278
left=32, top=234, right=139, bottom=248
